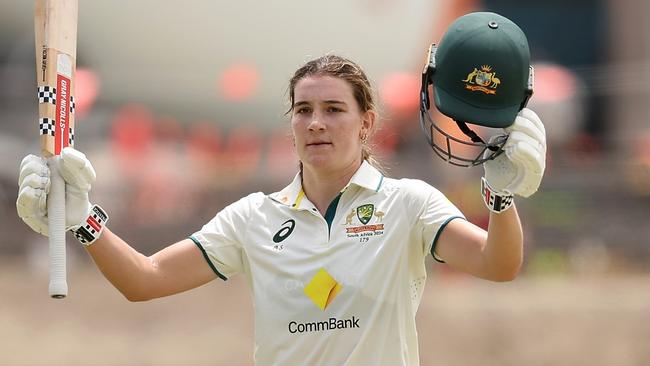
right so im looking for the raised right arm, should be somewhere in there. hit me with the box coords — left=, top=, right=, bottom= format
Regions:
left=86, top=230, right=216, bottom=301
left=17, top=148, right=217, bottom=301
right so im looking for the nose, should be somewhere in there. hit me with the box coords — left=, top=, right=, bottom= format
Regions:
left=308, top=115, right=326, bottom=131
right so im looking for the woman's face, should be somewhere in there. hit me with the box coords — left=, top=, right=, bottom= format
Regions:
left=291, top=75, right=373, bottom=175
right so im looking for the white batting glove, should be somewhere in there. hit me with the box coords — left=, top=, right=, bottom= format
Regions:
left=17, top=147, right=108, bottom=244
left=482, top=108, right=546, bottom=211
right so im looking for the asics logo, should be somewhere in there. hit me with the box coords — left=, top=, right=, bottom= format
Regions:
left=273, top=219, right=295, bottom=243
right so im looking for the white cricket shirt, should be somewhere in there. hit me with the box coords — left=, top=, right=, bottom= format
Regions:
left=191, top=161, right=465, bottom=366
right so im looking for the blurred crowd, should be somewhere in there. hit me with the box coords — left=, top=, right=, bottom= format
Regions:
left=1, top=0, right=649, bottom=277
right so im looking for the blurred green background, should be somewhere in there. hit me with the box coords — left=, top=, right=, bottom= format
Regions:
left=1, top=0, right=649, bottom=365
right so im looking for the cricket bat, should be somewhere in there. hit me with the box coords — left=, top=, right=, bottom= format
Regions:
left=35, top=0, right=78, bottom=298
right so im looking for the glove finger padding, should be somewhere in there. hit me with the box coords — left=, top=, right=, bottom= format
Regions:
left=506, top=137, right=544, bottom=173
left=59, top=148, right=94, bottom=229
left=17, top=155, right=50, bottom=235
left=17, top=185, right=49, bottom=235
left=505, top=132, right=545, bottom=170
left=504, top=140, right=544, bottom=197
left=60, top=147, right=96, bottom=191
left=506, top=108, right=546, bottom=142
left=19, top=170, right=50, bottom=192
left=17, top=174, right=49, bottom=218
left=484, top=108, right=547, bottom=197
left=19, top=155, right=49, bottom=189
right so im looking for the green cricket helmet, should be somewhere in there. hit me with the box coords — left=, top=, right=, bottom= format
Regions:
left=420, top=12, right=534, bottom=166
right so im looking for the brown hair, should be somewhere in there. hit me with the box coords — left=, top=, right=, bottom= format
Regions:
left=287, top=54, right=383, bottom=171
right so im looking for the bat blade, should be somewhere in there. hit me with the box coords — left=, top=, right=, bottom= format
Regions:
left=35, top=0, right=78, bottom=299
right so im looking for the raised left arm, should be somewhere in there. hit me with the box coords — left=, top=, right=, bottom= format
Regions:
left=434, top=108, right=546, bottom=281
left=434, top=207, right=522, bottom=282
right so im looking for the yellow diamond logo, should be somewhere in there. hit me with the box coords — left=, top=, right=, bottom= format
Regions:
left=303, top=268, right=342, bottom=310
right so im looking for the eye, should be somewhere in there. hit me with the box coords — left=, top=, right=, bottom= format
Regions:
left=327, top=106, right=343, bottom=113
left=294, top=106, right=311, bottom=114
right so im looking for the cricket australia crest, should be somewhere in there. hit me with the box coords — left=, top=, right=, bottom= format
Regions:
left=462, top=65, right=500, bottom=95
left=356, top=204, right=374, bottom=225
left=344, top=204, right=385, bottom=242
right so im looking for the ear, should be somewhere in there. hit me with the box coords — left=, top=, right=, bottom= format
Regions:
left=360, top=110, right=377, bottom=138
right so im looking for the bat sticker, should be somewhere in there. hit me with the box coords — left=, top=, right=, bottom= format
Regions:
left=38, top=85, right=56, bottom=104
left=54, top=54, right=72, bottom=155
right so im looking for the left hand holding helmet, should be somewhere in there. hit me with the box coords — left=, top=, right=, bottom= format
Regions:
left=481, top=108, right=546, bottom=212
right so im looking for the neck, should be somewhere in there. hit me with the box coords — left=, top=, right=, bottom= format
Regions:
left=301, top=159, right=362, bottom=215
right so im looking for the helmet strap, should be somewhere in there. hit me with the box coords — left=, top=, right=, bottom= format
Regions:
left=455, top=121, right=499, bottom=152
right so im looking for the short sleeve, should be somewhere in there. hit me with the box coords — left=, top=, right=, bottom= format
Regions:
left=190, top=192, right=262, bottom=280
left=403, top=179, right=465, bottom=261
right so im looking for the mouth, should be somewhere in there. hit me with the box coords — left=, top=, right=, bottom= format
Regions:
left=306, top=141, right=332, bottom=147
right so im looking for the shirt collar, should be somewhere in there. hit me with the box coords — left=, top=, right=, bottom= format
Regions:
left=270, top=172, right=306, bottom=209
left=345, top=160, right=384, bottom=192
left=270, top=160, right=384, bottom=209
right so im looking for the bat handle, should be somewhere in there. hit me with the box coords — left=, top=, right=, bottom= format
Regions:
left=48, top=156, right=68, bottom=299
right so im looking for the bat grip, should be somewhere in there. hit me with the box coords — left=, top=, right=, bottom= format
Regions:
left=48, top=156, right=68, bottom=299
